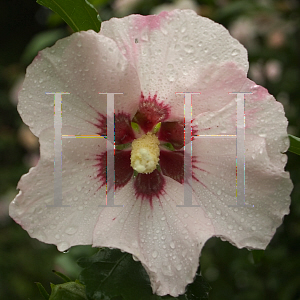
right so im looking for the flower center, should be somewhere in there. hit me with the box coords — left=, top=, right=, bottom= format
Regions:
left=130, top=132, right=160, bottom=174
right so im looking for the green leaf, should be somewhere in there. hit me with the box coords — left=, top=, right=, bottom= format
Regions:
left=49, top=281, right=88, bottom=300
left=52, top=270, right=72, bottom=283
left=251, top=250, right=265, bottom=264
left=21, top=29, right=67, bottom=65
left=78, top=248, right=210, bottom=300
left=36, top=282, right=50, bottom=300
left=288, top=134, right=300, bottom=156
left=36, top=0, right=101, bottom=32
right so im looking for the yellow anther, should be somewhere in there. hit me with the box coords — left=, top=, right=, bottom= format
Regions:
left=130, top=132, right=160, bottom=174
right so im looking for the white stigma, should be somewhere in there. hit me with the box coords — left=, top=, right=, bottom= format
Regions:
left=130, top=132, right=160, bottom=174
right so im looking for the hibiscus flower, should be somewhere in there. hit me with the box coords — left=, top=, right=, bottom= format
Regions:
left=10, top=9, right=293, bottom=297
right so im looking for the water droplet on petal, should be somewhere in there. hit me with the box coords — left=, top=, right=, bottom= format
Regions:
left=281, top=155, right=287, bottom=163
left=57, top=241, right=70, bottom=252
left=184, top=45, right=194, bottom=54
left=170, top=241, right=175, bottom=249
left=176, top=264, right=182, bottom=271
left=152, top=250, right=158, bottom=258
left=76, top=186, right=82, bottom=192
left=132, top=255, right=139, bottom=261
left=65, top=227, right=78, bottom=235
left=231, top=49, right=240, bottom=56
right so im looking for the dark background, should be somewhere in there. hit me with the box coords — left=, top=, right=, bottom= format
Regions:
left=0, top=0, right=300, bottom=299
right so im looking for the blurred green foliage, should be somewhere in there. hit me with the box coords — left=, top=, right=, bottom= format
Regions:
left=0, top=0, right=299, bottom=299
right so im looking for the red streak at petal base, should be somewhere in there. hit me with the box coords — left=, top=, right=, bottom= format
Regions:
left=115, top=150, right=133, bottom=187
left=160, top=150, right=209, bottom=188
left=133, top=92, right=171, bottom=133
left=134, top=170, right=165, bottom=208
left=95, top=150, right=133, bottom=190
left=158, top=121, right=184, bottom=150
left=115, top=112, right=136, bottom=144
left=160, top=150, right=184, bottom=183
left=90, top=112, right=135, bottom=144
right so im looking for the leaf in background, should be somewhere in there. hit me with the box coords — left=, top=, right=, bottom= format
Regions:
left=36, top=282, right=50, bottom=300
left=36, top=0, right=101, bottom=32
left=78, top=248, right=210, bottom=300
left=21, top=29, right=67, bottom=65
left=52, top=270, right=72, bottom=283
left=288, top=135, right=300, bottom=156
left=49, top=281, right=88, bottom=300
left=251, top=250, right=265, bottom=264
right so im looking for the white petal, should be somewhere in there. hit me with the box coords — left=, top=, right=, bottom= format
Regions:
left=9, top=127, right=107, bottom=251
left=92, top=176, right=215, bottom=296
left=18, top=30, right=140, bottom=137
left=191, top=136, right=292, bottom=249
left=191, top=70, right=293, bottom=249
left=100, top=10, right=248, bottom=118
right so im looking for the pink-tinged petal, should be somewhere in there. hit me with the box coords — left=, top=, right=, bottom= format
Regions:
left=100, top=10, right=248, bottom=119
left=191, top=137, right=292, bottom=249
left=92, top=176, right=215, bottom=296
left=18, top=30, right=140, bottom=137
left=9, top=127, right=107, bottom=251
left=193, top=63, right=290, bottom=168
left=190, top=67, right=292, bottom=249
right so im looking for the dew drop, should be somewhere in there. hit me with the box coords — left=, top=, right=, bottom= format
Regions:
left=281, top=156, right=287, bottom=163
left=170, top=241, right=175, bottom=249
left=76, top=186, right=82, bottom=192
left=132, top=255, right=139, bottom=261
left=160, top=25, right=168, bottom=35
left=231, top=49, right=240, bottom=56
left=168, top=74, right=175, bottom=82
left=184, top=45, right=194, bottom=54
left=65, top=227, right=78, bottom=235
left=176, top=264, right=182, bottom=271
left=57, top=241, right=70, bottom=252
left=152, top=250, right=158, bottom=258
